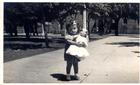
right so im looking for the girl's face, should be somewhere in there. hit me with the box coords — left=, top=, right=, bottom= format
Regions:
left=69, top=24, right=78, bottom=34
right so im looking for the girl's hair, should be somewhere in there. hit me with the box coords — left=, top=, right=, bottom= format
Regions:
left=66, top=20, right=80, bottom=35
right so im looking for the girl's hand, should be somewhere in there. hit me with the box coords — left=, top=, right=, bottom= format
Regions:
left=77, top=42, right=87, bottom=47
left=81, top=42, right=86, bottom=47
left=76, top=42, right=84, bottom=47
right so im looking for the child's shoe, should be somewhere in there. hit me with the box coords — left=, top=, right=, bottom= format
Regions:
left=74, top=74, right=80, bottom=80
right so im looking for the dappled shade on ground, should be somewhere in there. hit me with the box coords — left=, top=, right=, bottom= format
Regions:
left=105, top=42, right=139, bottom=47
left=4, top=37, right=65, bottom=62
left=4, top=34, right=107, bottom=62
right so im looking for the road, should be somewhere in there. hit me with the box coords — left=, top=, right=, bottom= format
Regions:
left=4, top=35, right=139, bottom=83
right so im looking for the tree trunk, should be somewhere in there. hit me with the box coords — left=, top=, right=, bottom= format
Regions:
left=44, top=23, right=49, bottom=47
left=60, top=21, right=63, bottom=30
left=59, top=20, right=65, bottom=36
left=87, top=19, right=90, bottom=39
left=24, top=23, right=30, bottom=39
left=40, top=5, right=49, bottom=47
left=42, top=17, right=49, bottom=48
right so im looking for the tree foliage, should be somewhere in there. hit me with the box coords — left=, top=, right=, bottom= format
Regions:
left=4, top=3, right=139, bottom=33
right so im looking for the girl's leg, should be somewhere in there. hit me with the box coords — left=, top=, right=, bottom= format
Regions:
left=66, top=58, right=73, bottom=80
left=73, top=58, right=78, bottom=74
left=66, top=59, right=73, bottom=74
left=73, top=57, right=79, bottom=80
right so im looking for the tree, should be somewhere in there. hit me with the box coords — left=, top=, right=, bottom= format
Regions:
left=86, top=3, right=112, bottom=36
left=4, top=3, right=55, bottom=47
left=4, top=3, right=21, bottom=36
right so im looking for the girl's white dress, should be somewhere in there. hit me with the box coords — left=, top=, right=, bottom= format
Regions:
left=66, top=35, right=89, bottom=58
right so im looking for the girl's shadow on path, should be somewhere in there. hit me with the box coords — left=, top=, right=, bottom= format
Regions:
left=50, top=73, right=78, bottom=81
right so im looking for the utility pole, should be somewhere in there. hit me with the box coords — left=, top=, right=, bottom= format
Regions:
left=83, top=4, right=87, bottom=31
left=83, top=4, right=90, bottom=40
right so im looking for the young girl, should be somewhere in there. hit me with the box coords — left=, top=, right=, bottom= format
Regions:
left=64, top=20, right=89, bottom=81
left=66, top=30, right=89, bottom=60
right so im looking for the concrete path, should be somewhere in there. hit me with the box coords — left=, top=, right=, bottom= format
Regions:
left=4, top=35, right=139, bottom=83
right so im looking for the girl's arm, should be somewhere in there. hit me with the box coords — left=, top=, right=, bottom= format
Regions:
left=65, top=35, right=82, bottom=46
left=67, top=39, right=83, bottom=47
left=67, top=40, right=78, bottom=45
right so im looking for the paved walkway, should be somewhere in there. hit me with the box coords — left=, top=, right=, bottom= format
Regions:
left=4, top=35, right=139, bottom=83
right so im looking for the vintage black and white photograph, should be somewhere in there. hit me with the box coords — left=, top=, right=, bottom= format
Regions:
left=3, top=2, right=139, bottom=83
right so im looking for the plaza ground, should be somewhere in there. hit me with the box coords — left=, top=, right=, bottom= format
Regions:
left=4, top=34, right=139, bottom=83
